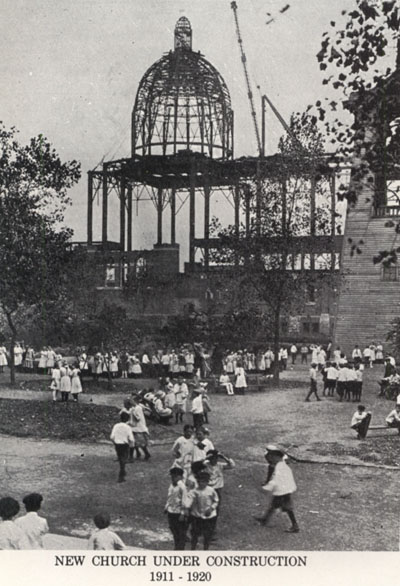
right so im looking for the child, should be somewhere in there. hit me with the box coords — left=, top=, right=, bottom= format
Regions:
left=192, top=427, right=214, bottom=463
left=172, top=425, right=195, bottom=480
left=305, top=363, right=321, bottom=402
left=0, top=497, right=26, bottom=549
left=201, top=385, right=211, bottom=424
left=324, top=362, right=338, bottom=397
left=50, top=365, right=61, bottom=401
left=88, top=513, right=125, bottom=550
left=254, top=445, right=299, bottom=533
left=191, top=388, right=204, bottom=429
left=354, top=364, right=363, bottom=401
left=173, top=376, right=189, bottom=424
left=131, top=394, right=151, bottom=460
left=15, top=493, right=49, bottom=549
left=219, top=373, right=234, bottom=395
left=110, top=412, right=135, bottom=482
left=187, top=470, right=219, bottom=550
left=204, top=449, right=235, bottom=516
left=164, top=467, right=189, bottom=550
left=386, top=404, right=400, bottom=434
left=351, top=405, right=371, bottom=439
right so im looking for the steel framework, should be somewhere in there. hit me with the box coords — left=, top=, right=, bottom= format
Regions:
left=86, top=17, right=342, bottom=272
left=131, top=17, right=234, bottom=160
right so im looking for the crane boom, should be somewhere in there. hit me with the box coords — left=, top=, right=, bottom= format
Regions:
left=231, top=1, right=262, bottom=157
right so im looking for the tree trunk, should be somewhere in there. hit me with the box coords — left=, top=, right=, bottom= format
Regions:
left=5, top=311, right=17, bottom=386
left=272, top=305, right=281, bottom=385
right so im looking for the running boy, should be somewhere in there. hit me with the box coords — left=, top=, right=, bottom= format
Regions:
left=254, top=445, right=299, bottom=533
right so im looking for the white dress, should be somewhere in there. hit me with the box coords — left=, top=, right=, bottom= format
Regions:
left=71, top=369, right=82, bottom=395
left=60, top=367, right=71, bottom=393
left=46, top=350, right=56, bottom=369
left=234, top=367, right=247, bottom=388
left=38, top=350, right=48, bottom=369
left=14, top=345, right=23, bottom=366
left=0, top=346, right=8, bottom=366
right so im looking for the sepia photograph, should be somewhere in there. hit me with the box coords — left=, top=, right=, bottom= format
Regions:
left=0, top=0, right=399, bottom=576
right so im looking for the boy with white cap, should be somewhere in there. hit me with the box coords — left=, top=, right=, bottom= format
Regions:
left=254, top=445, right=299, bottom=533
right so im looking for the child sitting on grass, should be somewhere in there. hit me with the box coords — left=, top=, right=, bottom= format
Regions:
left=88, top=513, right=125, bottom=550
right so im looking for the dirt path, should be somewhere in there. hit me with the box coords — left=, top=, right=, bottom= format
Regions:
left=0, top=363, right=399, bottom=550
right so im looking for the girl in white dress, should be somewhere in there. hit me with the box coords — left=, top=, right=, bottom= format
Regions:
left=24, top=347, right=35, bottom=371
left=234, top=362, right=247, bottom=395
left=46, top=347, right=56, bottom=373
left=71, top=366, right=83, bottom=401
left=50, top=365, right=61, bottom=401
left=38, top=348, right=48, bottom=374
left=14, top=343, right=23, bottom=369
left=109, top=353, right=119, bottom=378
left=0, top=346, right=8, bottom=372
left=60, top=364, right=72, bottom=402
left=132, top=355, right=142, bottom=378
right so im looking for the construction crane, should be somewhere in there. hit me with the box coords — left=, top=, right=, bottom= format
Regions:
left=231, top=2, right=305, bottom=157
left=231, top=1, right=262, bottom=157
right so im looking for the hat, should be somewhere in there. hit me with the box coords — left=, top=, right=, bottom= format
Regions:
left=265, top=444, right=285, bottom=456
left=156, top=390, right=165, bottom=398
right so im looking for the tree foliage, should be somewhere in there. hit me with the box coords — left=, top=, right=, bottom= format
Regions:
left=0, top=123, right=81, bottom=382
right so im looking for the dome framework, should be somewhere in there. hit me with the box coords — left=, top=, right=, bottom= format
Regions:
left=132, top=18, right=234, bottom=160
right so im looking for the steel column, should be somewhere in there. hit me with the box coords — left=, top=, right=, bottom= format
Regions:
left=170, top=188, right=176, bottom=244
left=310, top=174, right=316, bottom=270
left=157, top=187, right=163, bottom=245
left=127, top=185, right=133, bottom=251
left=204, top=181, right=211, bottom=269
left=102, top=164, right=108, bottom=244
left=189, top=166, right=196, bottom=267
left=120, top=177, right=126, bottom=251
left=87, top=171, right=93, bottom=245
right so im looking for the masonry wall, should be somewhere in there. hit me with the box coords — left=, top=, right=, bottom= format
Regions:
left=334, top=179, right=400, bottom=356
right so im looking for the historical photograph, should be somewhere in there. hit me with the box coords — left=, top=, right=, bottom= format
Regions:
left=0, top=0, right=399, bottom=553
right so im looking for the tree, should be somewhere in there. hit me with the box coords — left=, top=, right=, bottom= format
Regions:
left=210, top=114, right=335, bottom=383
left=315, top=1, right=400, bottom=227
left=0, top=124, right=80, bottom=383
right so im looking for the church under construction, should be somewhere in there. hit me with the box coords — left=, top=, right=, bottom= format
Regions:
left=79, top=13, right=400, bottom=354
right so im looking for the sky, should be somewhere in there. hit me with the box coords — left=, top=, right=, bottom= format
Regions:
left=0, top=0, right=388, bottom=260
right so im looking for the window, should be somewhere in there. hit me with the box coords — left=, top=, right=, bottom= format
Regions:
left=303, top=254, right=311, bottom=270
left=382, top=265, right=397, bottom=281
left=105, top=265, right=116, bottom=284
left=307, top=284, right=316, bottom=303
left=312, top=322, right=320, bottom=334
left=302, top=322, right=310, bottom=334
